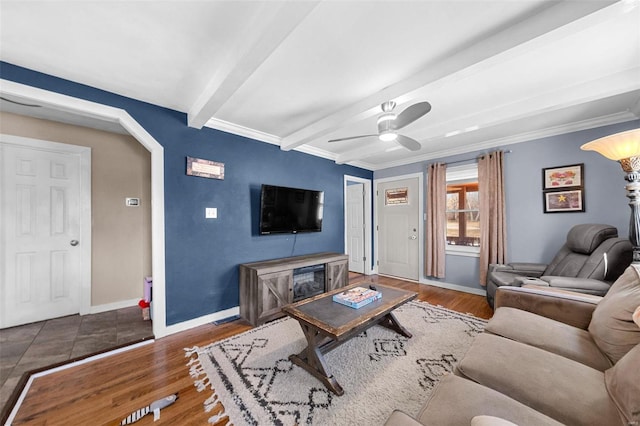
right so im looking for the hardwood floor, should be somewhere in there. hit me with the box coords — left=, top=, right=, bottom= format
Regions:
left=4, top=275, right=492, bottom=425
left=349, top=273, right=494, bottom=320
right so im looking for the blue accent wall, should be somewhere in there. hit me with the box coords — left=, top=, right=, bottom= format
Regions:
left=1, top=62, right=372, bottom=324
left=376, top=120, right=640, bottom=292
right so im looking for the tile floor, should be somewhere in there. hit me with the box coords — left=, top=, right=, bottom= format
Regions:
left=0, top=306, right=153, bottom=410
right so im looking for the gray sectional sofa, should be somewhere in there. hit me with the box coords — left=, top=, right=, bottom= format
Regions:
left=385, top=264, right=640, bottom=426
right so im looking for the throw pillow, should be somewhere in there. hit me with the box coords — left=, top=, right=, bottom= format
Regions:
left=589, top=265, right=640, bottom=363
left=471, top=415, right=518, bottom=426
left=604, top=321, right=640, bottom=425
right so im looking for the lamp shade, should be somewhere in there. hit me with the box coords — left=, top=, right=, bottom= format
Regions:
left=580, top=128, right=640, bottom=161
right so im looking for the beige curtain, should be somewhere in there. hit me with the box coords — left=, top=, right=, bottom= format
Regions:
left=478, top=151, right=507, bottom=286
left=425, top=163, right=447, bottom=278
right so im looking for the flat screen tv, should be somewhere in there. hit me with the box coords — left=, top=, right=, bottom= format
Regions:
left=259, top=184, right=324, bottom=234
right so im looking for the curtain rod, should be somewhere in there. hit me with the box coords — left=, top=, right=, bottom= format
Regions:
left=444, top=149, right=512, bottom=166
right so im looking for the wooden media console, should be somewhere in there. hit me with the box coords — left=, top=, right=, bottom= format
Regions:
left=239, top=252, right=349, bottom=326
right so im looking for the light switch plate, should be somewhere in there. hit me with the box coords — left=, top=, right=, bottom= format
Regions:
left=205, top=207, right=217, bottom=219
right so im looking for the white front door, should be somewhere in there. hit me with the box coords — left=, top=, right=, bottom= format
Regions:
left=347, top=183, right=365, bottom=273
left=377, top=177, right=420, bottom=281
left=1, top=137, right=90, bottom=328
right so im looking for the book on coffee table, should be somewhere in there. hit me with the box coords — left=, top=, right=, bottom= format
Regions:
left=332, top=286, right=382, bottom=309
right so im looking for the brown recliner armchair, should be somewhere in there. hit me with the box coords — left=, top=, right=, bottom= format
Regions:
left=486, top=223, right=632, bottom=308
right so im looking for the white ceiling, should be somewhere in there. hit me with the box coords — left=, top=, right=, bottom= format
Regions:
left=1, top=0, right=639, bottom=170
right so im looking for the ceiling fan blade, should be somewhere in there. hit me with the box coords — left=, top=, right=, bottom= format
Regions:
left=328, top=134, right=378, bottom=143
left=396, top=135, right=422, bottom=151
left=392, top=102, right=432, bottom=130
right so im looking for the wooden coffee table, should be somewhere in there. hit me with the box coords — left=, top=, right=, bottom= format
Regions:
left=281, top=283, right=417, bottom=395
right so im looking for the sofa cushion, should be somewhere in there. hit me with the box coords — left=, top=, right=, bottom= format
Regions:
left=578, top=237, right=632, bottom=281
left=414, top=374, right=562, bottom=426
left=589, top=265, right=640, bottom=363
left=471, top=416, right=518, bottom=426
left=538, top=275, right=611, bottom=295
left=486, top=307, right=611, bottom=370
left=490, top=271, right=525, bottom=287
left=456, top=333, right=621, bottom=426
left=605, top=334, right=640, bottom=424
left=384, top=410, right=423, bottom=426
left=544, top=249, right=588, bottom=277
left=566, top=223, right=617, bottom=254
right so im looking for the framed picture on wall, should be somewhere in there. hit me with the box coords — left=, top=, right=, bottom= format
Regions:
left=542, top=163, right=584, bottom=190
left=186, top=156, right=225, bottom=180
left=543, top=189, right=585, bottom=213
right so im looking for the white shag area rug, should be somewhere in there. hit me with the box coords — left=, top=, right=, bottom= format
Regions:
left=185, top=300, right=486, bottom=425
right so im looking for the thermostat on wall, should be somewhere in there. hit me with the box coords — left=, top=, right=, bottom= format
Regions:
left=125, top=198, right=140, bottom=207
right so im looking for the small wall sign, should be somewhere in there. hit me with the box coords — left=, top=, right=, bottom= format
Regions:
left=187, top=156, right=225, bottom=180
left=385, top=187, right=409, bottom=205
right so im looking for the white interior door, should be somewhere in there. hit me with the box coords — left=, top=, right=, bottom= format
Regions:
left=377, top=177, right=420, bottom=281
left=347, top=183, right=365, bottom=273
left=1, top=137, right=90, bottom=328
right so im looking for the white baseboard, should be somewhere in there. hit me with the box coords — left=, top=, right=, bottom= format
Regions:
left=378, top=273, right=421, bottom=284
left=355, top=267, right=376, bottom=276
left=88, top=298, right=140, bottom=314
left=420, top=279, right=487, bottom=296
left=164, top=306, right=240, bottom=336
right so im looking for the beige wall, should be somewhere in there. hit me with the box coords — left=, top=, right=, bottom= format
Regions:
left=0, top=111, right=151, bottom=306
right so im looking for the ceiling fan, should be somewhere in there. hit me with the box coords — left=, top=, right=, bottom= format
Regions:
left=328, top=101, right=431, bottom=151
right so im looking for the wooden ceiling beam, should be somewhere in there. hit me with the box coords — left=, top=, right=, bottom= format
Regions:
left=187, top=2, right=319, bottom=129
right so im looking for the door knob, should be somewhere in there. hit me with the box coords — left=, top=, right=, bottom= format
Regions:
left=409, top=235, right=417, bottom=240
left=70, top=240, right=79, bottom=246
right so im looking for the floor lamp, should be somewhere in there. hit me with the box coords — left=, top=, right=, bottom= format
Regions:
left=581, top=128, right=640, bottom=264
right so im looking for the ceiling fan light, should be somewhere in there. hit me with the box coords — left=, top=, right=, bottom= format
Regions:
left=377, top=112, right=397, bottom=125
left=379, top=131, right=398, bottom=142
